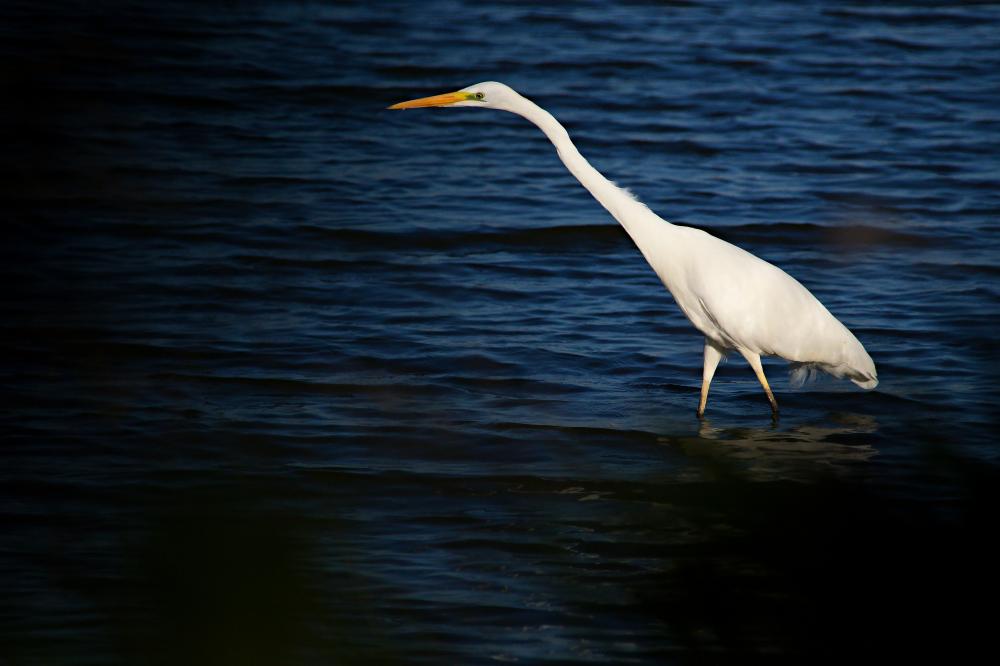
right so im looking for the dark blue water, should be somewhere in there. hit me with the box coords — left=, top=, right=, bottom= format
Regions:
left=2, top=1, right=999, bottom=663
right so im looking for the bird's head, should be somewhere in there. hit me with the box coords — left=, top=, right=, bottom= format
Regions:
left=388, top=81, right=523, bottom=113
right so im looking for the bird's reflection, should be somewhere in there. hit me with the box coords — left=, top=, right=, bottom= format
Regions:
left=662, top=412, right=879, bottom=480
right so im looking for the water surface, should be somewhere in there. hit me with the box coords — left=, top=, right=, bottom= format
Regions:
left=2, top=1, right=999, bottom=663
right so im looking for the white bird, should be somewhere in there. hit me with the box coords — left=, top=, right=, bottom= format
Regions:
left=389, top=82, right=877, bottom=417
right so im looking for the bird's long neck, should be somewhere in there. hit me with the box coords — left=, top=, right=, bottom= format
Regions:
left=511, top=97, right=656, bottom=235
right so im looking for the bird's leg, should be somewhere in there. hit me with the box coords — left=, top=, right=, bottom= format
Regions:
left=741, top=350, right=779, bottom=416
left=697, top=341, right=724, bottom=418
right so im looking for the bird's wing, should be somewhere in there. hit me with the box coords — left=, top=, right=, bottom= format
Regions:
left=678, top=229, right=838, bottom=359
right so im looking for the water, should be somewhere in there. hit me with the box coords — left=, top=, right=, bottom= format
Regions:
left=2, top=0, right=999, bottom=662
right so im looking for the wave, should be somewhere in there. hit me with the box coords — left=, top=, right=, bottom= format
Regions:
left=309, top=223, right=629, bottom=254
left=711, top=222, right=935, bottom=249
left=313, top=221, right=935, bottom=256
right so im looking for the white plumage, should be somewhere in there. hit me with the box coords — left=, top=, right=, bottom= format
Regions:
left=390, top=81, right=877, bottom=416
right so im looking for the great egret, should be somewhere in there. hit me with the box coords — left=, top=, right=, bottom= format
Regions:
left=389, top=82, right=877, bottom=417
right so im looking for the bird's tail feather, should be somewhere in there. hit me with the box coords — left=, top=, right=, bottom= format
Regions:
left=789, top=362, right=878, bottom=390
left=789, top=362, right=820, bottom=388
left=850, top=375, right=878, bottom=390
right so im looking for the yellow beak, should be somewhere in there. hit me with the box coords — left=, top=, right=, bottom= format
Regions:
left=388, top=91, right=470, bottom=110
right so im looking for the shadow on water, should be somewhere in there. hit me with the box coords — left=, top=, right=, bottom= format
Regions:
left=559, top=406, right=990, bottom=662
left=524, top=420, right=1000, bottom=663
left=626, top=449, right=1000, bottom=663
left=2, top=422, right=998, bottom=664
left=106, top=486, right=406, bottom=666
left=0, top=478, right=411, bottom=666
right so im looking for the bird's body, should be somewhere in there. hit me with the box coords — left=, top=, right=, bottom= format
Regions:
left=390, top=81, right=877, bottom=416
left=636, top=217, right=874, bottom=384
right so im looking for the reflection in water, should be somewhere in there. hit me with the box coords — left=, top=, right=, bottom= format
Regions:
left=665, top=412, right=879, bottom=480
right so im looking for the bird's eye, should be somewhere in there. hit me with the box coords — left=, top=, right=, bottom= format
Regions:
left=474, top=92, right=485, bottom=100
